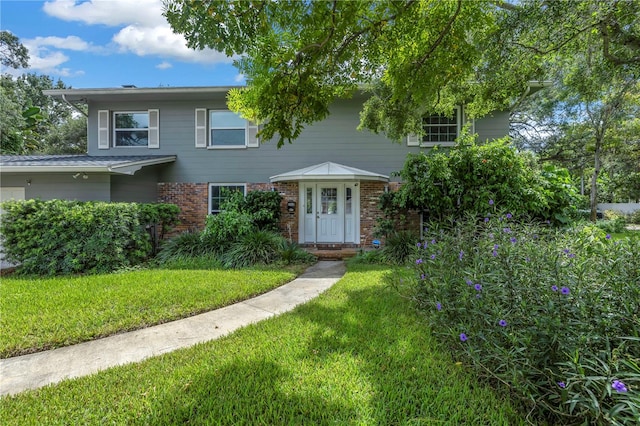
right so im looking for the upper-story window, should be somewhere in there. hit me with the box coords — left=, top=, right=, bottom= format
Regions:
left=209, top=111, right=246, bottom=147
left=195, top=108, right=259, bottom=149
left=422, top=111, right=459, bottom=145
left=98, top=109, right=159, bottom=150
left=114, top=112, right=149, bottom=147
left=407, top=107, right=461, bottom=147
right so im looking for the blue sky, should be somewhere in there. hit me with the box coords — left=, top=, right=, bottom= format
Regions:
left=1, top=0, right=244, bottom=88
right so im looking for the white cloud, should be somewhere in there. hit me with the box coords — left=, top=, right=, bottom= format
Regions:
left=26, top=35, right=92, bottom=52
left=234, top=73, right=246, bottom=83
left=43, top=0, right=166, bottom=27
left=26, top=50, right=83, bottom=77
left=22, top=36, right=95, bottom=76
left=156, top=61, right=172, bottom=70
left=113, top=25, right=232, bottom=64
left=43, top=0, right=233, bottom=65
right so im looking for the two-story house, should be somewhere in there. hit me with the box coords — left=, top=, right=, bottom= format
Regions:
left=0, top=86, right=513, bottom=248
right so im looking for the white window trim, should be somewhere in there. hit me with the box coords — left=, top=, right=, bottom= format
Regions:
left=195, top=109, right=259, bottom=149
left=420, top=106, right=461, bottom=148
left=208, top=110, right=248, bottom=149
left=407, top=106, right=463, bottom=148
left=113, top=111, right=151, bottom=148
left=208, top=183, right=247, bottom=214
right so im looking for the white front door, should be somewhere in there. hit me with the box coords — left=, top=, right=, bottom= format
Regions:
left=317, top=185, right=342, bottom=243
left=300, top=182, right=358, bottom=244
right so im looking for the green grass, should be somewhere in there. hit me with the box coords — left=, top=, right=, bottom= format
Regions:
left=0, top=266, right=301, bottom=358
left=0, top=264, right=526, bottom=424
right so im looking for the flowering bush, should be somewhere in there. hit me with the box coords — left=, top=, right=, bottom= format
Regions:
left=391, top=210, right=640, bottom=424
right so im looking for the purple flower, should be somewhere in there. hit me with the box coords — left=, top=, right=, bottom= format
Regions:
left=551, top=285, right=558, bottom=292
left=498, top=319, right=507, bottom=327
left=563, top=248, right=570, bottom=254
left=430, top=254, right=436, bottom=260
left=420, top=274, right=425, bottom=280
left=460, top=333, right=468, bottom=342
left=568, top=253, right=575, bottom=258
left=416, top=258, right=423, bottom=265
left=431, top=239, right=436, bottom=245
left=510, top=237, right=517, bottom=244
left=459, top=250, right=464, bottom=260
left=561, top=286, right=570, bottom=295
left=436, top=302, right=442, bottom=311
left=612, top=380, right=627, bottom=393
left=474, top=283, right=482, bottom=291
left=492, top=250, right=498, bottom=257
left=558, top=381, right=566, bottom=389
left=489, top=199, right=494, bottom=206
left=489, top=233, right=494, bottom=239
left=494, top=244, right=499, bottom=249
left=525, top=257, right=530, bottom=262
left=503, top=227, right=511, bottom=233
left=466, top=279, right=473, bottom=286
left=416, top=242, right=421, bottom=248
left=606, top=234, right=611, bottom=240
left=506, top=213, right=512, bottom=219
left=484, top=217, right=490, bottom=223
left=476, top=294, right=481, bottom=299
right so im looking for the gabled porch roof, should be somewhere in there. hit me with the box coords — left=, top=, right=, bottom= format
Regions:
left=270, top=161, right=388, bottom=183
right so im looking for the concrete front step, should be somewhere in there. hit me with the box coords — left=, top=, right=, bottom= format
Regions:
left=304, top=247, right=359, bottom=260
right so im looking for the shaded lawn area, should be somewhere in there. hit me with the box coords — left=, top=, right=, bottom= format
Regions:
left=0, top=267, right=302, bottom=358
left=0, top=265, right=526, bottom=425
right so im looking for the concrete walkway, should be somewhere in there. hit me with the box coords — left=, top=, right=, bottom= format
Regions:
left=0, top=261, right=346, bottom=397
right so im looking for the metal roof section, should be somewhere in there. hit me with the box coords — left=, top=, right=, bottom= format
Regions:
left=270, top=161, right=389, bottom=183
left=0, top=155, right=176, bottom=175
left=43, top=86, right=242, bottom=103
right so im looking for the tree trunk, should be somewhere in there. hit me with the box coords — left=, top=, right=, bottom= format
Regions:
left=590, top=140, right=602, bottom=222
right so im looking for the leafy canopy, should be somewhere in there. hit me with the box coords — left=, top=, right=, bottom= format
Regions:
left=164, top=0, right=535, bottom=146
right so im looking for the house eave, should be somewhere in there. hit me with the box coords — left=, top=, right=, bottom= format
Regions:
left=0, top=156, right=177, bottom=175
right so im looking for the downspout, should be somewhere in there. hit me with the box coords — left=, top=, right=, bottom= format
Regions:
left=61, top=94, right=88, bottom=118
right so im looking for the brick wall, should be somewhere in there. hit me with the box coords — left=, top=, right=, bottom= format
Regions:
left=158, top=180, right=419, bottom=245
left=158, top=182, right=209, bottom=234
left=359, top=181, right=385, bottom=246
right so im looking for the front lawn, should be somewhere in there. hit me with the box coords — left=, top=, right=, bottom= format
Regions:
left=0, top=264, right=525, bottom=424
left=0, top=265, right=302, bottom=358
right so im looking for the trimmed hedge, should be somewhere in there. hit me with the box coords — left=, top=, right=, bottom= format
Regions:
left=0, top=200, right=179, bottom=275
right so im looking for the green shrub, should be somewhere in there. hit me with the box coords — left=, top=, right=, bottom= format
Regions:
left=279, top=241, right=316, bottom=264
left=349, top=248, right=387, bottom=265
left=396, top=212, right=640, bottom=424
left=383, top=134, right=579, bottom=228
left=202, top=189, right=283, bottom=245
left=0, top=199, right=163, bottom=275
left=156, top=231, right=219, bottom=263
left=242, top=190, right=282, bottom=231
left=596, top=218, right=627, bottom=234
left=381, top=230, right=419, bottom=264
left=222, top=230, right=284, bottom=268
left=629, top=210, right=640, bottom=224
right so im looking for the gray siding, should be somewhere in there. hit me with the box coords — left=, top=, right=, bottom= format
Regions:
left=1, top=173, right=110, bottom=201
left=473, top=111, right=510, bottom=142
left=87, top=95, right=510, bottom=184
left=111, top=166, right=161, bottom=203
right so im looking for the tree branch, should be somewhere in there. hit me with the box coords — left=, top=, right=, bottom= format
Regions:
left=415, top=0, right=462, bottom=69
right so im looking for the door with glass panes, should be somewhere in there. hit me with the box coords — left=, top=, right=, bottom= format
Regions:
left=301, top=183, right=356, bottom=244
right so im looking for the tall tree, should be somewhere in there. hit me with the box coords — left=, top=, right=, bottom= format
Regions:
left=164, top=0, right=639, bottom=148
left=165, top=0, right=544, bottom=146
left=0, top=30, right=29, bottom=69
